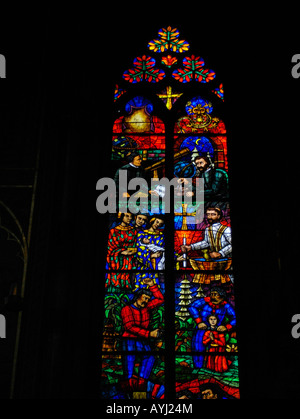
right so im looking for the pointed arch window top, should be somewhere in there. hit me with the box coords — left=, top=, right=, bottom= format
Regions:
left=121, top=26, right=218, bottom=88
left=148, top=26, right=190, bottom=53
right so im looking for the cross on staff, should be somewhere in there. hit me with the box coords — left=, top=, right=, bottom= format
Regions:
left=174, top=203, right=197, bottom=231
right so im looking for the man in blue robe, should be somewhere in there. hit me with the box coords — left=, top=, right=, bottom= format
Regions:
left=134, top=216, right=165, bottom=291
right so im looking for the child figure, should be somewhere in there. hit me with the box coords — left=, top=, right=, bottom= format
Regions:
left=202, top=314, right=232, bottom=373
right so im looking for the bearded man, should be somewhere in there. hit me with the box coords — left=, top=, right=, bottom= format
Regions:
left=193, top=155, right=228, bottom=207
left=181, top=207, right=232, bottom=260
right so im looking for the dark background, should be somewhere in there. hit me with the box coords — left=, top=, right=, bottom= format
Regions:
left=1, top=7, right=300, bottom=400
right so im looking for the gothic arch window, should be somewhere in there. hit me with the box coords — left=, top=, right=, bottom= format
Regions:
left=99, top=26, right=240, bottom=400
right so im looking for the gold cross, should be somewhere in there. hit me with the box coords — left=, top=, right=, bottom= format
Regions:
left=174, top=203, right=196, bottom=230
left=157, top=86, right=183, bottom=110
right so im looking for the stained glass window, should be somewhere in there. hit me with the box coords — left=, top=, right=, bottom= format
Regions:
left=99, top=26, right=240, bottom=400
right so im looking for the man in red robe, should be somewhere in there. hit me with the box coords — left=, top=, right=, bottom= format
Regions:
left=105, top=212, right=137, bottom=290
left=121, top=278, right=164, bottom=394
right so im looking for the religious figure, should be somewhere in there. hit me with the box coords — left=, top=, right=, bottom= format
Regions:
left=202, top=314, right=232, bottom=372
left=193, top=155, right=229, bottom=207
left=113, top=152, right=149, bottom=204
left=105, top=212, right=137, bottom=290
left=181, top=207, right=231, bottom=260
left=176, top=99, right=224, bottom=134
left=133, top=213, right=148, bottom=231
left=134, top=216, right=165, bottom=290
left=120, top=278, right=164, bottom=396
